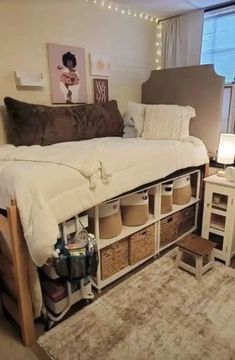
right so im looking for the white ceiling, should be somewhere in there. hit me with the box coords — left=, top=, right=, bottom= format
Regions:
left=113, top=0, right=232, bottom=18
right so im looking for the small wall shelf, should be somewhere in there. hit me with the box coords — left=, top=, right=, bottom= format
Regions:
left=14, top=71, right=45, bottom=87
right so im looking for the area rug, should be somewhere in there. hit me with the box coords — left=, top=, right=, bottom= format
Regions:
left=38, top=251, right=235, bottom=360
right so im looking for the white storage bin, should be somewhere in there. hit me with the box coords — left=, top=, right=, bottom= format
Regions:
left=161, top=182, right=173, bottom=214
left=44, top=281, right=93, bottom=315
left=173, top=176, right=191, bottom=205
left=120, top=191, right=149, bottom=226
left=88, top=199, right=122, bottom=239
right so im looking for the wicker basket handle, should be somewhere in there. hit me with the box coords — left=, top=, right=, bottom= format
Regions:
left=167, top=217, right=173, bottom=223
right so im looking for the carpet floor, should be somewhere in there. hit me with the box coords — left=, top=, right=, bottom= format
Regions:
left=38, top=251, right=235, bottom=360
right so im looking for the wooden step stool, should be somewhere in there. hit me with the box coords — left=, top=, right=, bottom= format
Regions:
left=175, top=234, right=216, bottom=281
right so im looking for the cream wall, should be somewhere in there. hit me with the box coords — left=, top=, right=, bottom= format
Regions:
left=0, top=0, right=156, bottom=113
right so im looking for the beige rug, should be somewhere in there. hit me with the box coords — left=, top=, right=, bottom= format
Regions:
left=38, top=251, right=235, bottom=360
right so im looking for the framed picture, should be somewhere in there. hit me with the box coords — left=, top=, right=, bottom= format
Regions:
left=48, top=43, right=87, bottom=104
left=94, top=79, right=109, bottom=103
left=90, top=54, right=111, bottom=77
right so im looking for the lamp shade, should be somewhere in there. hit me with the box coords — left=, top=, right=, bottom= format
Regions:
left=217, top=133, right=235, bottom=165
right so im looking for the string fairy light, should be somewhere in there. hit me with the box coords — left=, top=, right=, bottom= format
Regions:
left=84, top=0, right=158, bottom=23
left=155, top=21, right=162, bottom=70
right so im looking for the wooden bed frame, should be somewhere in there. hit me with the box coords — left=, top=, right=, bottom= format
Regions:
left=0, top=65, right=223, bottom=346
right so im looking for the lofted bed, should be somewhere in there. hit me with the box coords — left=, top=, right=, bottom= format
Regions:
left=0, top=64, right=224, bottom=346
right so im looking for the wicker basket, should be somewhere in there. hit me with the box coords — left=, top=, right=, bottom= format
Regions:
left=161, top=182, right=174, bottom=214
left=129, top=225, right=155, bottom=265
left=177, top=205, right=195, bottom=237
left=121, top=191, right=149, bottom=226
left=88, top=200, right=122, bottom=239
left=160, top=214, right=178, bottom=247
left=173, top=176, right=192, bottom=205
left=101, top=238, right=129, bottom=280
left=160, top=205, right=195, bottom=247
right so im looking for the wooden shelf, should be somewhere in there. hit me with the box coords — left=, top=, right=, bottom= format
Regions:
left=208, top=227, right=224, bottom=237
left=99, top=215, right=155, bottom=249
left=94, top=169, right=201, bottom=289
left=159, top=197, right=199, bottom=220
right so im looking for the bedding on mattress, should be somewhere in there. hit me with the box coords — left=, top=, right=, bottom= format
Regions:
left=0, top=136, right=208, bottom=266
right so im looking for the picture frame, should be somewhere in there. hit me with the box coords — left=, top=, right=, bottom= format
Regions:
left=93, top=78, right=109, bottom=103
left=90, top=54, right=111, bottom=77
left=48, top=43, right=87, bottom=104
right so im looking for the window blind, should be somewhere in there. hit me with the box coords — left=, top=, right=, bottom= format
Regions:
left=201, top=6, right=235, bottom=83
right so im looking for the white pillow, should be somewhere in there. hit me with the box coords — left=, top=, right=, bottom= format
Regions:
left=127, top=101, right=146, bottom=136
left=142, top=104, right=196, bottom=141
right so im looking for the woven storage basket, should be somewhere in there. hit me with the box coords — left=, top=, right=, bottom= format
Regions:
left=160, top=213, right=178, bottom=247
left=101, top=238, right=129, bottom=280
left=160, top=205, right=196, bottom=247
left=148, top=188, right=155, bottom=215
left=129, top=225, right=155, bottom=265
left=161, top=182, right=174, bottom=214
left=173, top=176, right=192, bottom=205
left=121, top=191, right=149, bottom=226
left=88, top=199, right=122, bottom=239
left=177, top=205, right=195, bottom=237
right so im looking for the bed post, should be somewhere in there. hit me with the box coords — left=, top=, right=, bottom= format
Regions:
left=7, top=200, right=36, bottom=346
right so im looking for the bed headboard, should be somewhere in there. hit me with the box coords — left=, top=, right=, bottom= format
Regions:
left=142, top=65, right=224, bottom=157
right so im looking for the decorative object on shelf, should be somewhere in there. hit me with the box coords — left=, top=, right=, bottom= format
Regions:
left=217, top=133, right=235, bottom=177
left=14, top=71, right=44, bottom=88
left=90, top=54, right=110, bottom=77
left=93, top=78, right=109, bottom=103
left=48, top=43, right=87, bottom=104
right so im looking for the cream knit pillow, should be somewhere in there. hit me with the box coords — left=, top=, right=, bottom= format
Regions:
left=142, top=104, right=196, bottom=141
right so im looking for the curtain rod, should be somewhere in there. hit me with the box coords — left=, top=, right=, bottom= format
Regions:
left=205, top=1, right=235, bottom=12
left=159, top=1, right=235, bottom=22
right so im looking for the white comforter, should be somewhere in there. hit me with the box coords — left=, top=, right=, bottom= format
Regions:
left=0, top=136, right=208, bottom=267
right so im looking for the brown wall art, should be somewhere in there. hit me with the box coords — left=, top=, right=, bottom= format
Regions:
left=94, top=79, right=109, bottom=103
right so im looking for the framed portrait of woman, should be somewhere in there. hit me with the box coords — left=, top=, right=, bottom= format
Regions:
left=48, top=43, right=87, bottom=104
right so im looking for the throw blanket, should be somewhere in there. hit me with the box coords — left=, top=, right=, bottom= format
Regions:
left=0, top=137, right=208, bottom=267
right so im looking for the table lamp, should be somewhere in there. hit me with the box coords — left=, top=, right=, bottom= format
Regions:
left=217, top=133, right=235, bottom=177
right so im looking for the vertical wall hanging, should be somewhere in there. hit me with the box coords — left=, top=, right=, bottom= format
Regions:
left=48, top=43, right=87, bottom=104
left=94, top=79, right=109, bottom=103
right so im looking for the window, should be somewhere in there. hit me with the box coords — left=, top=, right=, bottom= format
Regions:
left=201, top=6, right=235, bottom=84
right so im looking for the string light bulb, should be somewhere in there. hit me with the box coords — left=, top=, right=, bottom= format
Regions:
left=84, top=0, right=157, bottom=23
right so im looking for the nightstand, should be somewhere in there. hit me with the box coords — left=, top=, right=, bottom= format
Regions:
left=202, top=174, right=235, bottom=266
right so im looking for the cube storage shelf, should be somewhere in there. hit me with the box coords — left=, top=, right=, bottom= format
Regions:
left=89, top=169, right=201, bottom=290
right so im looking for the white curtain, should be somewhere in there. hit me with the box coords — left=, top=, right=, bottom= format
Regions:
left=161, top=10, right=204, bottom=68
